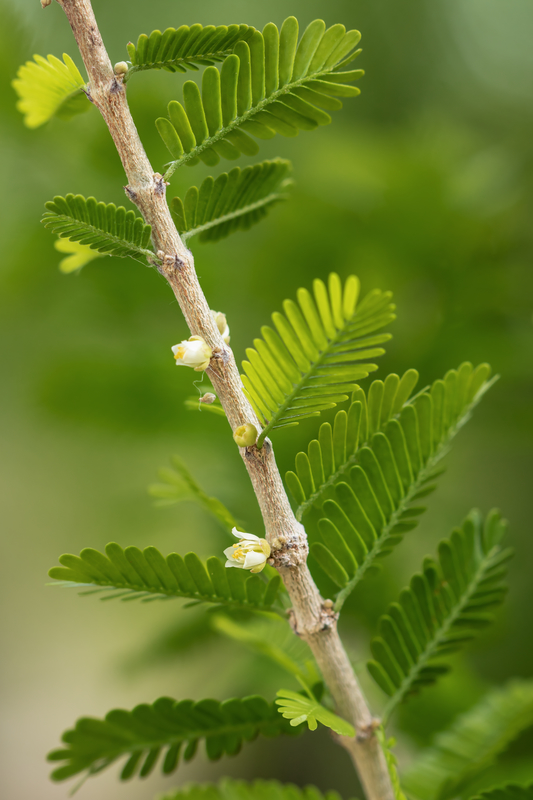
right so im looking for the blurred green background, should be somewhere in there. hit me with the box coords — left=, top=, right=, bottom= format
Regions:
left=1, top=0, right=532, bottom=798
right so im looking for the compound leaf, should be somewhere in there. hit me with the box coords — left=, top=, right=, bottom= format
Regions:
left=156, top=18, right=364, bottom=176
left=48, top=543, right=283, bottom=613
left=149, top=455, right=238, bottom=532
left=243, top=273, right=395, bottom=446
left=212, top=615, right=320, bottom=688
left=159, top=778, right=350, bottom=800
left=171, top=159, right=292, bottom=243
left=48, top=695, right=300, bottom=782
left=13, top=53, right=89, bottom=128
left=402, top=680, right=533, bottom=800
left=42, top=195, right=155, bottom=263
left=293, top=362, right=496, bottom=605
left=126, top=24, right=256, bottom=77
left=367, top=510, right=512, bottom=718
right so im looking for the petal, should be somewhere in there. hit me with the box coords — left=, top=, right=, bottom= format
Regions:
left=243, top=551, right=266, bottom=569
left=223, top=546, right=237, bottom=559
left=240, top=531, right=261, bottom=543
left=225, top=560, right=244, bottom=569
left=231, top=527, right=242, bottom=539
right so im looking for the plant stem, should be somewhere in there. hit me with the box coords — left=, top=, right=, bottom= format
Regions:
left=56, top=2, right=394, bottom=797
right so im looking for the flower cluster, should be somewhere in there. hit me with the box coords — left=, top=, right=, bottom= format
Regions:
left=224, top=528, right=271, bottom=573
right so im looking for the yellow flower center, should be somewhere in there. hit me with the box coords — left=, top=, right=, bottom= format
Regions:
left=174, top=346, right=186, bottom=360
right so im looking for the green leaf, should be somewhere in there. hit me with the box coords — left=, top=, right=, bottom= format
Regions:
left=402, top=680, right=533, bottom=800
left=48, top=543, right=283, bottom=613
left=469, top=787, right=533, bottom=800
left=13, top=53, right=89, bottom=128
left=159, top=777, right=351, bottom=800
left=367, top=509, right=511, bottom=719
left=125, top=24, right=257, bottom=78
left=242, top=273, right=394, bottom=446
left=212, top=616, right=319, bottom=688
left=48, top=695, right=301, bottom=782
left=275, top=689, right=355, bottom=736
left=157, top=19, right=363, bottom=176
left=42, top=195, right=155, bottom=263
left=149, top=455, right=238, bottom=531
left=171, top=159, right=292, bottom=243
left=53, top=239, right=103, bottom=273
left=292, top=362, right=496, bottom=606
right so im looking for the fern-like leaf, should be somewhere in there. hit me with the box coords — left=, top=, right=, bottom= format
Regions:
left=149, top=456, right=238, bottom=531
left=48, top=543, right=283, bottom=613
left=13, top=53, right=89, bottom=128
left=469, top=787, right=533, bottom=800
left=293, top=362, right=496, bottom=605
left=367, top=509, right=512, bottom=718
left=157, top=18, right=364, bottom=176
left=159, top=778, right=349, bottom=800
left=171, top=159, right=292, bottom=243
left=42, top=195, right=155, bottom=262
left=275, top=689, right=355, bottom=736
left=54, top=239, right=103, bottom=273
left=126, top=24, right=257, bottom=77
left=48, top=695, right=300, bottom=782
left=402, top=680, right=533, bottom=800
left=242, top=273, right=394, bottom=446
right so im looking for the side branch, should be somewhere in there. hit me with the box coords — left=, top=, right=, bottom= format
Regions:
left=56, top=2, right=394, bottom=797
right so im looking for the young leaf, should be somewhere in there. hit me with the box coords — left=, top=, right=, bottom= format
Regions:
left=13, top=53, right=90, bottom=128
left=469, top=787, right=533, bottom=800
left=242, top=273, right=394, bottom=446
left=125, top=24, right=257, bottom=77
left=275, top=689, right=355, bottom=736
left=156, top=19, right=364, bottom=176
left=149, top=455, right=238, bottom=531
left=171, top=159, right=292, bottom=243
left=48, top=695, right=301, bottom=782
left=42, top=195, right=155, bottom=262
left=296, top=362, right=496, bottom=606
left=159, top=777, right=350, bottom=800
left=54, top=239, right=103, bottom=273
left=48, top=543, right=283, bottom=613
left=367, top=509, right=512, bottom=719
left=402, top=680, right=533, bottom=800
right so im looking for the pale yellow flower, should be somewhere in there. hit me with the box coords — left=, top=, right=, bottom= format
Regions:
left=224, top=528, right=271, bottom=573
left=171, top=336, right=212, bottom=371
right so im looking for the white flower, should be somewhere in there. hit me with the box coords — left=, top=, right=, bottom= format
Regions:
left=224, top=528, right=271, bottom=574
left=211, top=310, right=230, bottom=345
left=171, top=335, right=212, bottom=371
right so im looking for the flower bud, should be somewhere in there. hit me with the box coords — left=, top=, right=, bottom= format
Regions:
left=211, top=310, right=230, bottom=345
left=171, top=336, right=212, bottom=372
left=114, top=61, right=129, bottom=75
left=199, top=392, right=216, bottom=404
left=41, top=0, right=52, bottom=7
left=233, top=423, right=258, bottom=447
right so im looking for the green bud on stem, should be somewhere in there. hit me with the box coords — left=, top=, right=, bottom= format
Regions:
left=233, top=423, right=258, bottom=448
